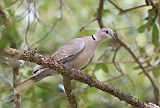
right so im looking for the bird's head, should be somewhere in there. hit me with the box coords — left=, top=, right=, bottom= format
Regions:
left=95, top=28, right=116, bottom=41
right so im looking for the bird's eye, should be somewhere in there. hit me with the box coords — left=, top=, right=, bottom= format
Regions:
left=106, top=30, right=108, bottom=34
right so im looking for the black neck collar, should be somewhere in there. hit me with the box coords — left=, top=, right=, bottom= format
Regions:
left=92, top=35, right=96, bottom=40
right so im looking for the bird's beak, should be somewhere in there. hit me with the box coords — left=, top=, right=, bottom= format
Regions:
left=109, top=33, right=116, bottom=40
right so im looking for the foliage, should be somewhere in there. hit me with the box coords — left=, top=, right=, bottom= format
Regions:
left=0, top=0, right=159, bottom=108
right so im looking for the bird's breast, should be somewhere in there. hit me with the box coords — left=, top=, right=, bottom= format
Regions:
left=65, top=39, right=98, bottom=69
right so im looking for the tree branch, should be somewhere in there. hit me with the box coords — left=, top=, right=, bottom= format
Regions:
left=97, top=0, right=104, bottom=28
left=63, top=76, right=78, bottom=108
left=0, top=5, right=10, bottom=27
left=2, top=48, right=158, bottom=108
left=11, top=45, right=20, bottom=108
left=12, top=60, right=20, bottom=108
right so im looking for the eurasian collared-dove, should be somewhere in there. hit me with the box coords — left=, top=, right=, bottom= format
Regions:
left=14, top=28, right=115, bottom=93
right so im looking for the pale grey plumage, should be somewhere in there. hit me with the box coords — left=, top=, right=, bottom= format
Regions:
left=14, top=28, right=115, bottom=93
left=51, top=38, right=85, bottom=64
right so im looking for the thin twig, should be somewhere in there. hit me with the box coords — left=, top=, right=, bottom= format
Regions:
left=30, top=0, right=63, bottom=48
left=0, top=5, right=10, bottom=27
left=123, top=4, right=148, bottom=12
left=61, top=0, right=75, bottom=16
left=107, top=0, right=148, bottom=13
left=24, top=1, right=31, bottom=48
left=79, top=17, right=97, bottom=31
left=112, top=46, right=136, bottom=91
left=97, top=0, right=104, bottom=28
left=107, top=0, right=124, bottom=12
left=105, top=74, right=123, bottom=83
left=91, top=61, right=137, bottom=64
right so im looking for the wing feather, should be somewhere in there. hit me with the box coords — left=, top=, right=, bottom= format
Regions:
left=51, top=38, right=85, bottom=63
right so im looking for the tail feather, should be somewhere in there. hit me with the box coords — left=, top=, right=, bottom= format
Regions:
left=14, top=77, right=35, bottom=93
left=14, top=67, right=54, bottom=93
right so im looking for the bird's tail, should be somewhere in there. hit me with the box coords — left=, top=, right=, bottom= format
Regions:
left=14, top=67, right=54, bottom=93
left=14, top=76, right=35, bottom=93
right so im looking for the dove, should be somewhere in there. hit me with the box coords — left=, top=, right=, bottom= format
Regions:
left=14, top=28, right=115, bottom=93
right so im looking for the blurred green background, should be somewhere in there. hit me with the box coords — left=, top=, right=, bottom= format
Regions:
left=0, top=0, right=160, bottom=108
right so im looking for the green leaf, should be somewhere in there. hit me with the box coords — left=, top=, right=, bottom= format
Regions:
left=95, top=64, right=108, bottom=73
left=152, top=68, right=159, bottom=78
left=148, top=8, right=157, bottom=25
left=138, top=24, right=147, bottom=33
left=0, top=32, right=11, bottom=50
left=103, top=9, right=111, bottom=16
left=27, top=70, right=33, bottom=76
left=7, top=9, right=15, bottom=17
left=93, top=11, right=97, bottom=17
left=101, top=64, right=108, bottom=73
left=152, top=24, right=159, bottom=47
left=0, top=24, right=21, bottom=50
left=4, top=0, right=12, bottom=7
left=0, top=17, right=4, bottom=25
left=148, top=8, right=156, bottom=19
left=139, top=47, right=145, bottom=54
left=0, top=38, right=9, bottom=50
left=118, top=11, right=123, bottom=15
left=133, top=66, right=140, bottom=70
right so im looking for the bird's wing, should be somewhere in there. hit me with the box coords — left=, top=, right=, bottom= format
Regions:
left=51, top=38, right=85, bottom=63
